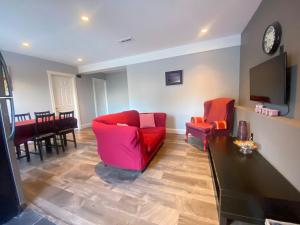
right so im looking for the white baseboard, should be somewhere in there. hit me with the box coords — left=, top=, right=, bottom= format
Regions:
left=79, top=123, right=92, bottom=129
left=166, top=128, right=186, bottom=135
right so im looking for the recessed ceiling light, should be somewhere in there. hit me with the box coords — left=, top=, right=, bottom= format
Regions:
left=201, top=28, right=208, bottom=33
left=77, top=58, right=83, bottom=62
left=118, top=37, right=133, bottom=43
left=81, top=16, right=89, bottom=22
left=21, top=42, right=30, bottom=48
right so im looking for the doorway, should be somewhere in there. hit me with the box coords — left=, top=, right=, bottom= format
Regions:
left=92, top=78, right=108, bottom=116
left=47, top=71, right=81, bottom=128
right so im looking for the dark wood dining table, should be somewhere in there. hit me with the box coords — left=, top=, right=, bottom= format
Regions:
left=14, top=117, right=78, bottom=146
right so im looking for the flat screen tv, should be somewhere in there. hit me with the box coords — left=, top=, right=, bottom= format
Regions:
left=250, top=53, right=287, bottom=105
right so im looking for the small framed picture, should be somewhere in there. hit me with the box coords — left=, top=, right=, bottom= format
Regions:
left=165, top=70, right=183, bottom=86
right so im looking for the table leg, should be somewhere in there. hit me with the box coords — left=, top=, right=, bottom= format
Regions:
left=24, top=142, right=30, bottom=162
left=63, top=134, right=67, bottom=146
left=16, top=145, right=21, bottom=159
left=45, top=138, right=52, bottom=153
left=220, top=215, right=228, bottom=225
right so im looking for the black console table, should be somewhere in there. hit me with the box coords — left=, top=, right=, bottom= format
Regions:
left=208, top=136, right=300, bottom=225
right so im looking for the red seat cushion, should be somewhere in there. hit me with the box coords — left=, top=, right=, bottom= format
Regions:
left=186, top=122, right=213, bottom=134
left=140, top=127, right=164, bottom=152
left=139, top=127, right=165, bottom=135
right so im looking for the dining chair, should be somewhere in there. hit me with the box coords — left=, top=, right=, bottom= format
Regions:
left=34, top=110, right=50, bottom=117
left=14, top=113, right=32, bottom=162
left=15, top=112, right=31, bottom=122
left=33, top=113, right=60, bottom=161
left=58, top=111, right=77, bottom=149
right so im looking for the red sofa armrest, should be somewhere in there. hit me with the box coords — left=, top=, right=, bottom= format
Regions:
left=92, top=121, right=147, bottom=169
left=93, top=121, right=141, bottom=146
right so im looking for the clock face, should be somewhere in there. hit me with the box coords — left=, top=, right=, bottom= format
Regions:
left=263, top=26, right=275, bottom=53
left=262, top=22, right=282, bottom=55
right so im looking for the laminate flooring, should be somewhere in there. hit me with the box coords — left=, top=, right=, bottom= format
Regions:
left=18, top=128, right=218, bottom=225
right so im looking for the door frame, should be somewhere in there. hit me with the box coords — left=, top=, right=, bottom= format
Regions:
left=47, top=70, right=81, bottom=129
left=92, top=78, right=108, bottom=116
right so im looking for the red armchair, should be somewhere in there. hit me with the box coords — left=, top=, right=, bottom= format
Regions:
left=92, top=110, right=166, bottom=171
left=185, top=98, right=235, bottom=151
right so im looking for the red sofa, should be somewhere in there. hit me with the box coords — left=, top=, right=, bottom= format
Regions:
left=92, top=110, right=166, bottom=171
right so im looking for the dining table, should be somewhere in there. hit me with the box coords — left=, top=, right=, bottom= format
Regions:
left=14, top=117, right=78, bottom=150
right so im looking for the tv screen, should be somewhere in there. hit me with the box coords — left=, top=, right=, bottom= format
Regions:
left=250, top=53, right=287, bottom=105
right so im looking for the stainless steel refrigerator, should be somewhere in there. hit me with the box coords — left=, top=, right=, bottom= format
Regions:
left=0, top=51, right=25, bottom=223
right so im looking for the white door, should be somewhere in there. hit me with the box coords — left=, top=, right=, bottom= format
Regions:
left=93, top=78, right=108, bottom=116
left=51, top=74, right=75, bottom=113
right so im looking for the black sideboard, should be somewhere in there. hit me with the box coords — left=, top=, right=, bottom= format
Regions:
left=208, top=136, right=300, bottom=225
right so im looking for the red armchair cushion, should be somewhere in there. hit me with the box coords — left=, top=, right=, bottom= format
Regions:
left=213, top=120, right=227, bottom=130
left=205, top=98, right=231, bottom=123
left=191, top=116, right=205, bottom=123
left=140, top=113, right=155, bottom=128
left=186, top=122, right=213, bottom=134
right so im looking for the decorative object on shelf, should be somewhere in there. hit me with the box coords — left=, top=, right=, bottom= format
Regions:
left=255, top=104, right=264, bottom=113
left=262, top=108, right=269, bottom=116
left=237, top=120, right=248, bottom=141
left=165, top=70, right=183, bottom=86
left=262, top=21, right=282, bottom=55
left=267, top=109, right=280, bottom=117
left=255, top=105, right=280, bottom=117
left=234, top=140, right=257, bottom=155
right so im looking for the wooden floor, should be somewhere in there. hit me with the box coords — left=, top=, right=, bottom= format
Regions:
left=18, top=128, right=219, bottom=225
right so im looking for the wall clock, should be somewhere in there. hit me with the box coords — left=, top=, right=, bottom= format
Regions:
left=262, top=22, right=282, bottom=55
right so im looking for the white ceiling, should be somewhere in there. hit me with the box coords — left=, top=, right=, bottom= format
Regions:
left=0, top=0, right=261, bottom=67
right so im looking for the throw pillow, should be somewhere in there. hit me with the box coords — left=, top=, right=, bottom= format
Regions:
left=140, top=113, right=156, bottom=128
left=117, top=123, right=128, bottom=126
left=213, top=120, right=227, bottom=130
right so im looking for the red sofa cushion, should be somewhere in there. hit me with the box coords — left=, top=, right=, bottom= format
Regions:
left=142, top=133, right=163, bottom=153
left=139, top=127, right=165, bottom=135
left=140, top=127, right=164, bottom=153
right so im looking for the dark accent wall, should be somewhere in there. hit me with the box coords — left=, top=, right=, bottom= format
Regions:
left=239, top=0, right=300, bottom=119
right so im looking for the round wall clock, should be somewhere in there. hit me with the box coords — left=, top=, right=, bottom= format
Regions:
left=262, top=22, right=282, bottom=55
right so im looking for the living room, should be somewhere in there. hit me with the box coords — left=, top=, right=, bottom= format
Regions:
left=0, top=0, right=299, bottom=225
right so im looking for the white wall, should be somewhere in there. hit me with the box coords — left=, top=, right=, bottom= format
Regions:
left=2, top=50, right=101, bottom=128
left=2, top=50, right=77, bottom=115
left=88, top=70, right=129, bottom=115
left=238, top=0, right=300, bottom=191
left=127, top=46, right=240, bottom=131
left=235, top=107, right=300, bottom=191
left=104, top=70, right=129, bottom=113
left=76, top=73, right=106, bottom=126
